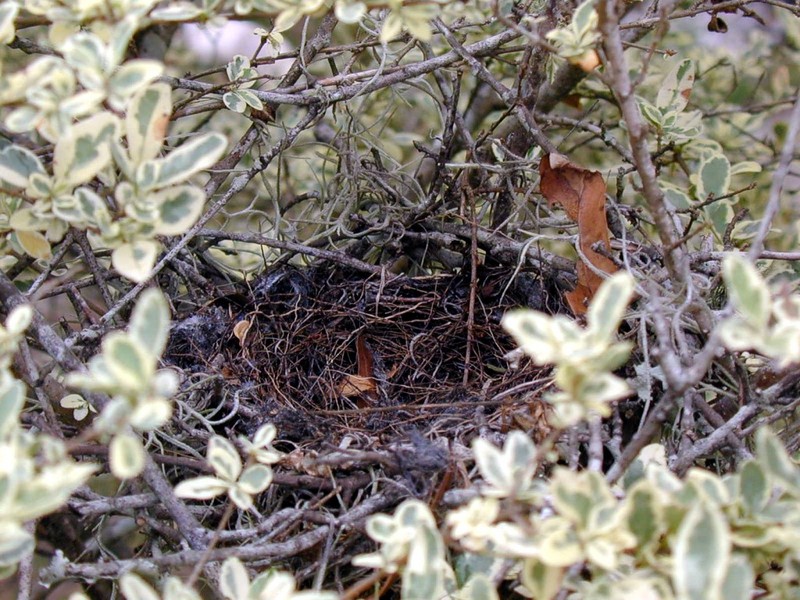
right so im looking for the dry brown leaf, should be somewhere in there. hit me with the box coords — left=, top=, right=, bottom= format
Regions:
left=282, top=448, right=331, bottom=478
left=338, top=374, right=377, bottom=397
left=356, top=335, right=374, bottom=378
left=540, top=153, right=617, bottom=315
left=232, top=319, right=252, bottom=346
left=338, top=335, right=378, bottom=405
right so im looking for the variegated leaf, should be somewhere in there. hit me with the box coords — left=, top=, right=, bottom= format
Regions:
left=126, top=83, right=171, bottom=165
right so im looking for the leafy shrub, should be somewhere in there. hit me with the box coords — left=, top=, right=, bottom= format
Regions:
left=0, top=0, right=799, bottom=599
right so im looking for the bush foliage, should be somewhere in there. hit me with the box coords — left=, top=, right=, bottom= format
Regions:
left=1, top=0, right=800, bottom=598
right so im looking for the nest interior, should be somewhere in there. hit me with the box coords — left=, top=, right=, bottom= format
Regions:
left=165, top=264, right=561, bottom=446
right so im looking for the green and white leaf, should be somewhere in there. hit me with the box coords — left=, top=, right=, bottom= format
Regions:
left=722, top=254, right=771, bottom=329
left=274, top=7, right=304, bottom=33
left=228, top=486, right=255, bottom=511
left=12, top=462, right=97, bottom=521
left=403, top=527, right=446, bottom=599
left=537, top=517, right=583, bottom=567
left=472, top=438, right=513, bottom=497
left=53, top=112, right=119, bottom=188
left=761, top=320, right=800, bottom=365
left=15, top=230, right=52, bottom=260
left=174, top=476, right=230, bottom=500
left=103, top=333, right=154, bottom=392
left=112, top=240, right=159, bottom=283
left=738, top=460, right=770, bottom=514
left=223, top=91, right=248, bottom=113
left=335, top=0, right=366, bottom=24
left=4, top=106, right=39, bottom=135
left=0, top=2, right=19, bottom=45
left=575, top=372, right=630, bottom=407
left=129, top=288, right=170, bottom=357
left=9, top=207, right=43, bottom=232
left=26, top=173, right=53, bottom=198
left=225, top=55, right=255, bottom=82
left=152, top=185, right=206, bottom=236
left=252, top=423, right=277, bottom=448
left=473, top=431, right=536, bottom=499
left=127, top=83, right=171, bottom=165
left=638, top=97, right=664, bottom=130
left=0, top=144, right=45, bottom=188
left=673, top=502, right=730, bottom=600
left=109, top=433, right=146, bottom=479
left=657, top=59, right=695, bottom=113
left=129, top=397, right=172, bottom=431
left=755, top=427, right=800, bottom=492
left=0, top=521, right=33, bottom=567
left=720, top=554, right=754, bottom=600
left=717, top=317, right=759, bottom=352
left=73, top=187, right=110, bottom=227
left=120, top=573, right=161, bottom=600
left=456, top=574, right=499, bottom=600
left=149, top=1, right=204, bottom=20
left=5, top=304, right=32, bottom=335
left=207, top=436, right=242, bottom=482
left=152, top=369, right=179, bottom=398
left=586, top=271, right=635, bottom=342
left=236, top=89, right=263, bottom=110
left=143, top=133, right=226, bottom=189
left=571, top=0, right=597, bottom=35
left=60, top=393, right=92, bottom=421
left=730, top=161, right=762, bottom=176
left=624, top=480, right=663, bottom=548
left=521, top=558, right=563, bottom=600
left=0, top=379, right=25, bottom=439
left=663, top=185, right=692, bottom=210
left=237, top=464, right=273, bottom=495
left=380, top=11, right=403, bottom=43
left=108, top=60, right=164, bottom=111
left=696, top=153, right=731, bottom=200
left=60, top=32, right=106, bottom=90
left=502, top=310, right=577, bottom=365
left=162, top=577, right=202, bottom=600
left=219, top=557, right=251, bottom=600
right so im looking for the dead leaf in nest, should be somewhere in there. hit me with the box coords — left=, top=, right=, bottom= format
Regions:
left=500, top=392, right=553, bottom=443
left=338, top=374, right=377, bottom=397
left=233, top=319, right=252, bottom=346
left=540, top=153, right=617, bottom=315
left=356, top=335, right=373, bottom=379
left=337, top=335, right=378, bottom=406
left=283, top=448, right=330, bottom=478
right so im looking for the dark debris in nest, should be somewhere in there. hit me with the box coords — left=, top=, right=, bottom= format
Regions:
left=165, top=264, right=562, bottom=447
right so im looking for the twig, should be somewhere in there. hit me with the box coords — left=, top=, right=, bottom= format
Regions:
left=141, top=457, right=207, bottom=549
left=435, top=19, right=556, bottom=154
left=186, top=501, right=235, bottom=587
left=463, top=185, right=479, bottom=386
left=597, top=0, right=690, bottom=287
left=195, top=229, right=384, bottom=275
left=162, top=28, right=522, bottom=109
left=748, top=89, right=800, bottom=260
left=671, top=403, right=759, bottom=475
left=587, top=417, right=604, bottom=472
left=605, top=391, right=678, bottom=484
left=17, top=522, right=35, bottom=600
left=48, top=488, right=403, bottom=580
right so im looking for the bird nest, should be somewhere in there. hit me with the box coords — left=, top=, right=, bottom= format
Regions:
left=166, top=264, right=558, bottom=447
